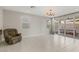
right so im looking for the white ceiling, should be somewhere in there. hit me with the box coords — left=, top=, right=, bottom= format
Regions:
left=1, top=6, right=79, bottom=17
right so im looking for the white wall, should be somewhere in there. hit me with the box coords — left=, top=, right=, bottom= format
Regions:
left=0, top=8, right=3, bottom=42
left=0, top=8, right=3, bottom=29
left=3, top=10, right=49, bottom=38
left=3, top=10, right=22, bottom=33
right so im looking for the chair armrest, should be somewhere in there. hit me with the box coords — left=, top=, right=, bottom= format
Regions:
left=16, top=33, right=21, bottom=36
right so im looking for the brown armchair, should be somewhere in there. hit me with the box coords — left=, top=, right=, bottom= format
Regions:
left=4, top=29, right=22, bottom=45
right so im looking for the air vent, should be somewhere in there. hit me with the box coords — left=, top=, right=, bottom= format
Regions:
left=30, top=6, right=35, bottom=8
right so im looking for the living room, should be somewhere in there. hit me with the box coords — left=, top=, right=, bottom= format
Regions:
left=0, top=6, right=79, bottom=52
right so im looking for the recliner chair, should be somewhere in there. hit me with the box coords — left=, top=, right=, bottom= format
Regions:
left=4, top=29, right=22, bottom=45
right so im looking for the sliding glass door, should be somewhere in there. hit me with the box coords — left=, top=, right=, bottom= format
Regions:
left=56, top=17, right=77, bottom=39
left=58, top=20, right=65, bottom=35
left=65, top=18, right=75, bottom=38
left=47, top=16, right=79, bottom=40
left=74, top=17, right=79, bottom=39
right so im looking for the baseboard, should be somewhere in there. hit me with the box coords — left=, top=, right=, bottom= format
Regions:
left=22, top=33, right=48, bottom=38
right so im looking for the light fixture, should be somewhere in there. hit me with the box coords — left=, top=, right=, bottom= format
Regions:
left=46, top=8, right=55, bottom=17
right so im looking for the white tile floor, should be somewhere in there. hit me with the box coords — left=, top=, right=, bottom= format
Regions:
left=0, top=34, right=79, bottom=52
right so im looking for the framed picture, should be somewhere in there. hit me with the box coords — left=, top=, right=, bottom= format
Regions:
left=22, top=23, right=30, bottom=29
left=21, top=16, right=30, bottom=29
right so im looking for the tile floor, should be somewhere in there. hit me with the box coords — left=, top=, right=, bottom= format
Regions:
left=0, top=34, right=79, bottom=52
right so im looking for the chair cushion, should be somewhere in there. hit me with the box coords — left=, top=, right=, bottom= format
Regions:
left=8, top=31, right=16, bottom=36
